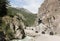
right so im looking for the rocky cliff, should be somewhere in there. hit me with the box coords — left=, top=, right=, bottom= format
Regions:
left=2, top=13, right=26, bottom=40
left=36, top=0, right=60, bottom=35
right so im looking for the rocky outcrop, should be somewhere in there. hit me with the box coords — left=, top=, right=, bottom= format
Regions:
left=36, top=0, right=60, bottom=35
left=2, top=13, right=26, bottom=40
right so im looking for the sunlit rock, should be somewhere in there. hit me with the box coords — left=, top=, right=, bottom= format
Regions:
left=2, top=13, right=26, bottom=40
left=36, top=0, right=60, bottom=35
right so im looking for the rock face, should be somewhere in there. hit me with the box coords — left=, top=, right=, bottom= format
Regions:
left=2, top=13, right=26, bottom=40
left=36, top=0, right=60, bottom=35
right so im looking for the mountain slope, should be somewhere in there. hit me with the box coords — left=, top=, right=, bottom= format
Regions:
left=7, top=7, right=37, bottom=27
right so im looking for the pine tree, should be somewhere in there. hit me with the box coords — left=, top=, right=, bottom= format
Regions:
left=0, top=0, right=8, bottom=17
left=0, top=0, right=8, bottom=41
left=0, top=0, right=8, bottom=25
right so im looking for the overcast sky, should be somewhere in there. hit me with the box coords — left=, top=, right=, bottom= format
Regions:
left=9, top=0, right=44, bottom=13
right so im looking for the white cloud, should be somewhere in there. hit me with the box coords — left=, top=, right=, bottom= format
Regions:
left=23, top=4, right=39, bottom=13
left=22, top=0, right=44, bottom=13
left=15, top=0, right=23, bottom=3
left=10, top=3, right=17, bottom=8
left=10, top=0, right=44, bottom=13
